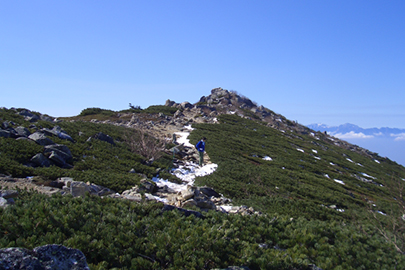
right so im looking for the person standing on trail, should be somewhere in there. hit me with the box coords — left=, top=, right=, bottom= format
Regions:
left=196, top=137, right=206, bottom=167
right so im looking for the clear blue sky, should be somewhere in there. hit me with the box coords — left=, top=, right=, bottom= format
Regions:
left=1, top=1, right=404, bottom=128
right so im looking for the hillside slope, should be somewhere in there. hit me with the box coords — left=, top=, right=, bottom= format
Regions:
left=1, top=88, right=405, bottom=269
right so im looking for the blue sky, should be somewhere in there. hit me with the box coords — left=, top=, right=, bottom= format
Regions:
left=1, top=1, right=404, bottom=128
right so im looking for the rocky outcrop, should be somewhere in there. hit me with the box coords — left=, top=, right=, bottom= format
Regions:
left=0, top=244, right=90, bottom=270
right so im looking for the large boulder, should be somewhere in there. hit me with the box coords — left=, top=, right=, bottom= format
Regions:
left=43, top=144, right=73, bottom=167
left=138, top=179, right=158, bottom=193
left=14, top=126, right=31, bottom=137
left=0, top=244, right=90, bottom=270
left=31, top=153, right=52, bottom=167
left=200, top=187, right=220, bottom=198
left=29, top=132, right=55, bottom=146
left=42, top=126, right=74, bottom=142
left=70, top=181, right=91, bottom=197
left=0, top=129, right=10, bottom=138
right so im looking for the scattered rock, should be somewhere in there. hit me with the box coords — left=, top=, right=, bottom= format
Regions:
left=0, top=244, right=90, bottom=270
left=31, top=153, right=52, bottom=167
left=87, top=132, right=115, bottom=145
left=29, top=132, right=55, bottom=146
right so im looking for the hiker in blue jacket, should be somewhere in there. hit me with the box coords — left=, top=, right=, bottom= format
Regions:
left=196, top=137, right=206, bottom=167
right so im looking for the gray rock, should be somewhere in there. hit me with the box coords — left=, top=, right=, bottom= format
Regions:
left=88, top=183, right=115, bottom=196
left=180, top=101, right=193, bottom=109
left=70, top=181, right=91, bottom=197
left=42, top=126, right=74, bottom=142
left=14, top=126, right=31, bottom=137
left=31, top=153, right=52, bottom=167
left=0, top=244, right=90, bottom=270
left=139, top=179, right=158, bottom=193
left=200, top=187, right=220, bottom=198
left=48, top=151, right=67, bottom=166
left=44, top=144, right=73, bottom=165
left=0, top=129, right=10, bottom=138
left=0, top=190, right=19, bottom=199
left=195, top=198, right=216, bottom=210
left=0, top=197, right=8, bottom=208
left=87, top=132, right=115, bottom=145
left=173, top=110, right=184, bottom=118
left=28, top=132, right=55, bottom=146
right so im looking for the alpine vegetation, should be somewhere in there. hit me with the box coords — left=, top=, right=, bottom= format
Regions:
left=1, top=88, right=405, bottom=269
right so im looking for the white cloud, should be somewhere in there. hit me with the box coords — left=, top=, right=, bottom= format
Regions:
left=333, top=131, right=374, bottom=139
left=391, top=133, right=405, bottom=141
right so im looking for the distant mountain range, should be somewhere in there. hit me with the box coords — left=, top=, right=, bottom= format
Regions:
left=307, top=123, right=405, bottom=166
left=307, top=123, right=405, bottom=141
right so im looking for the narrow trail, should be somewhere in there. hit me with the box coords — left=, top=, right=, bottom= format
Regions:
left=153, top=127, right=218, bottom=196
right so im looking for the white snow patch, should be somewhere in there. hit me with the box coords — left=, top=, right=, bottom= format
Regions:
left=356, top=163, right=364, bottom=167
left=374, top=159, right=380, bottom=164
left=174, top=132, right=194, bottom=147
left=153, top=129, right=218, bottom=196
left=314, top=156, right=321, bottom=160
left=153, top=163, right=218, bottom=193
left=361, top=173, right=376, bottom=179
left=377, top=211, right=387, bottom=216
left=346, top=158, right=354, bottom=163
left=324, top=174, right=330, bottom=178
left=183, top=125, right=194, bottom=130
left=334, top=179, right=345, bottom=185
left=312, top=149, right=318, bottom=153
left=263, top=156, right=273, bottom=161
left=296, top=148, right=304, bottom=153
left=330, top=162, right=336, bottom=166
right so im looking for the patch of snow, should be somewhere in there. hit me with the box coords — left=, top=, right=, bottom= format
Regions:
left=330, top=162, right=336, bottom=166
left=374, top=159, right=380, bottom=164
left=312, top=149, right=318, bottom=153
left=334, top=179, right=345, bottom=185
left=361, top=173, right=376, bottom=179
left=263, top=156, right=272, bottom=161
left=219, top=205, right=234, bottom=212
left=174, top=132, right=194, bottom=147
left=324, top=174, right=330, bottom=178
left=153, top=130, right=218, bottom=196
left=183, top=125, right=194, bottom=130
left=336, top=209, right=345, bottom=212
left=296, top=148, right=304, bottom=153
left=377, top=211, right=387, bottom=216
left=314, top=156, right=321, bottom=160
left=346, top=158, right=354, bottom=163
left=356, top=163, right=364, bottom=167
